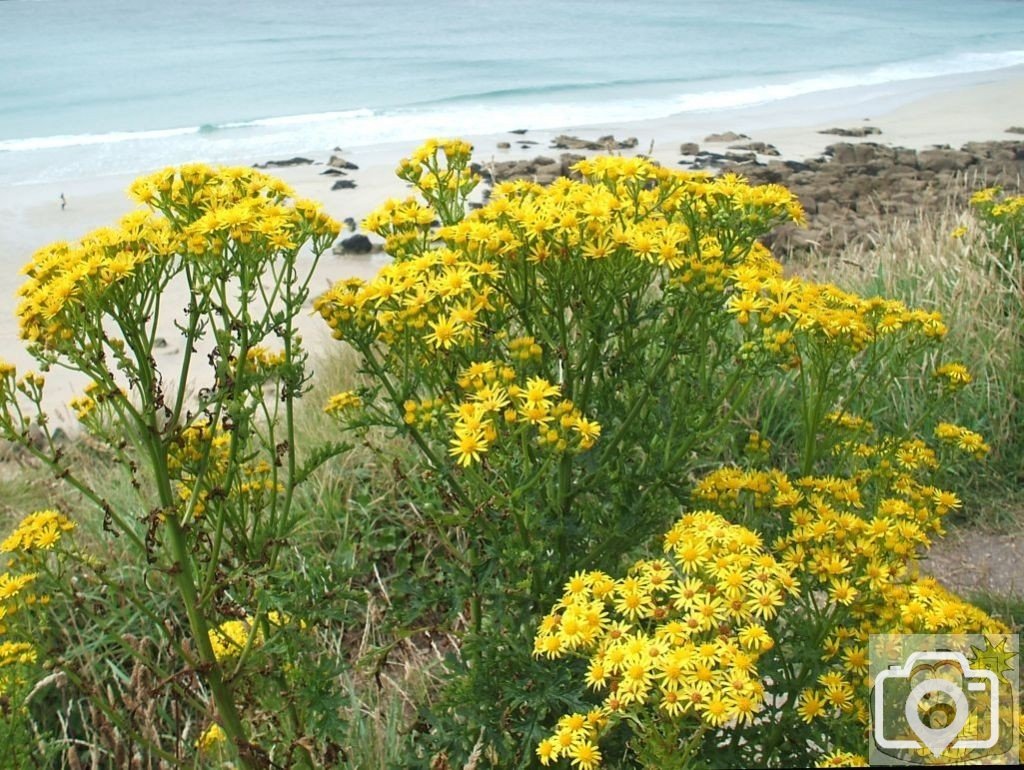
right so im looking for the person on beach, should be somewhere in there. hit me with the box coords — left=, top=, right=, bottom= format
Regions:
left=60, top=193, right=66, bottom=211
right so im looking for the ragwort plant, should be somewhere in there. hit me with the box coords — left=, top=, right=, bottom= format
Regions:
left=316, top=139, right=811, bottom=765
left=318, top=140, right=1015, bottom=767
left=0, top=165, right=346, bottom=767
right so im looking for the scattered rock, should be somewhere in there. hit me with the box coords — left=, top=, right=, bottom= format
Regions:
left=333, top=234, right=373, bottom=255
left=253, top=157, right=314, bottom=168
left=321, top=168, right=346, bottom=176
left=550, top=134, right=638, bottom=150
left=509, top=129, right=529, bottom=135
left=343, top=217, right=357, bottom=232
left=328, top=155, right=359, bottom=171
left=703, top=131, right=749, bottom=143
left=817, top=126, right=882, bottom=137
left=496, top=141, right=511, bottom=149
left=154, top=337, right=169, bottom=349
left=1007, top=126, right=1024, bottom=135
left=331, top=180, right=357, bottom=190
left=478, top=154, right=584, bottom=184
left=728, top=141, right=780, bottom=156
left=679, top=142, right=700, bottom=155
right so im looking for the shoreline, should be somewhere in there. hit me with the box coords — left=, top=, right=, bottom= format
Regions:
left=1, top=66, right=1022, bottom=419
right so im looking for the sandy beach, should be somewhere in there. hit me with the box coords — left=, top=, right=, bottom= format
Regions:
left=1, top=66, right=1022, bottom=420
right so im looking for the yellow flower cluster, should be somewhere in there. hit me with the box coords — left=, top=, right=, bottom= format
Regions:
left=0, top=508, right=71, bottom=695
left=533, top=512, right=795, bottom=767
left=395, top=138, right=478, bottom=204
left=691, top=456, right=1006, bottom=740
left=0, top=640, right=38, bottom=696
left=934, top=421, right=990, bottom=458
left=1, top=509, right=75, bottom=553
left=315, top=246, right=501, bottom=349
left=0, top=569, right=43, bottom=696
left=195, top=722, right=228, bottom=755
left=969, top=186, right=1023, bottom=267
left=403, top=397, right=447, bottom=429
left=825, top=411, right=873, bottom=433
left=816, top=749, right=868, bottom=767
left=169, top=420, right=283, bottom=518
left=16, top=210, right=174, bottom=350
left=744, top=430, right=772, bottom=456
left=208, top=610, right=294, bottom=662
left=316, top=147, right=807, bottom=349
left=971, top=186, right=1024, bottom=218
left=0, top=641, right=37, bottom=668
left=728, top=267, right=948, bottom=355
left=535, top=711, right=605, bottom=769
left=17, top=164, right=338, bottom=355
left=245, top=345, right=286, bottom=374
left=129, top=163, right=338, bottom=252
left=324, top=390, right=363, bottom=414
left=448, top=367, right=601, bottom=466
left=934, top=361, right=972, bottom=388
left=0, top=572, right=37, bottom=609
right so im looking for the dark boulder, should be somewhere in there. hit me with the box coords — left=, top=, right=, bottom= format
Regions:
left=333, top=234, right=373, bottom=255
left=328, top=155, right=359, bottom=170
left=253, top=157, right=314, bottom=168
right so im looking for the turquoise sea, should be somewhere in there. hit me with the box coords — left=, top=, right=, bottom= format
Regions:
left=1, top=0, right=1023, bottom=184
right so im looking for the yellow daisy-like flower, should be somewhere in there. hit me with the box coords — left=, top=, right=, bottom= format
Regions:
left=448, top=430, right=489, bottom=466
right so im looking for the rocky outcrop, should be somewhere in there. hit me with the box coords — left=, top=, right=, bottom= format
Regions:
left=550, top=134, right=638, bottom=150
left=703, top=140, right=1024, bottom=254
left=475, top=154, right=585, bottom=185
left=818, top=126, right=882, bottom=137
left=704, top=131, right=749, bottom=143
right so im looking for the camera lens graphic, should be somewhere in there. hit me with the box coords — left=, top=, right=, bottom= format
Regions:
left=921, top=698, right=955, bottom=729
left=905, top=679, right=969, bottom=757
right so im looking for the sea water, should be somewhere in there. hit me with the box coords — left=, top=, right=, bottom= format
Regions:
left=1, top=0, right=1023, bottom=185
